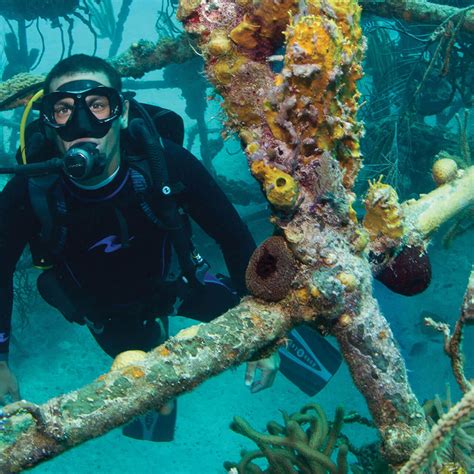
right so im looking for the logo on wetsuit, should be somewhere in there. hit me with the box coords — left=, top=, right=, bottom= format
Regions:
left=0, top=333, right=8, bottom=343
left=88, top=235, right=135, bottom=253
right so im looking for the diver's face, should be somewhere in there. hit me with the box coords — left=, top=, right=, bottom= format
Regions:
left=48, top=72, right=129, bottom=181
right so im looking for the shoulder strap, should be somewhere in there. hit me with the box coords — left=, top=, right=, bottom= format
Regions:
left=128, top=161, right=208, bottom=286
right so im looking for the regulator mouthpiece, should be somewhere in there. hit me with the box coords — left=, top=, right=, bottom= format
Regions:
left=63, top=142, right=106, bottom=181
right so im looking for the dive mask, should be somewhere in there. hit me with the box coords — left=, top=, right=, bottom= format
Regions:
left=40, top=80, right=124, bottom=142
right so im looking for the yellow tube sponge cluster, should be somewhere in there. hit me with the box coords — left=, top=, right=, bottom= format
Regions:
left=363, top=177, right=404, bottom=241
left=264, top=0, right=365, bottom=188
left=251, top=160, right=299, bottom=210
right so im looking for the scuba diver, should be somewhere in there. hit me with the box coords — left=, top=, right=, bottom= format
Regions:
left=0, top=53, right=274, bottom=441
left=0, top=54, right=341, bottom=442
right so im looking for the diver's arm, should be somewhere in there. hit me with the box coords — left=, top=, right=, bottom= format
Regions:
left=0, top=175, right=36, bottom=362
left=164, top=140, right=256, bottom=295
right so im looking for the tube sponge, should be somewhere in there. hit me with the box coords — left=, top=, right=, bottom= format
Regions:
left=251, top=160, right=299, bottom=211
left=245, top=236, right=297, bottom=301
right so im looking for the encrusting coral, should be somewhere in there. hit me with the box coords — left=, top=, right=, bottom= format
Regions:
left=1, top=0, right=473, bottom=471
left=180, top=0, right=431, bottom=467
left=0, top=73, right=44, bottom=109
left=224, top=403, right=349, bottom=473
left=110, top=350, right=146, bottom=372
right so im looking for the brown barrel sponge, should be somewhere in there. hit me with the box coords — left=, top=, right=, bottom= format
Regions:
left=245, top=236, right=297, bottom=301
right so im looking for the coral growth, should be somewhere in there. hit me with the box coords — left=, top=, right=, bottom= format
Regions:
left=363, top=177, right=404, bottom=242
left=263, top=1, right=365, bottom=188
left=110, top=35, right=194, bottom=79
left=110, top=350, right=146, bottom=371
left=225, top=403, right=349, bottom=473
left=250, top=160, right=299, bottom=211
left=245, top=236, right=297, bottom=301
left=402, top=386, right=474, bottom=474
left=180, top=0, right=365, bottom=196
left=207, top=30, right=233, bottom=56
left=0, top=73, right=44, bottom=110
left=375, top=246, right=432, bottom=296
left=432, top=158, right=459, bottom=186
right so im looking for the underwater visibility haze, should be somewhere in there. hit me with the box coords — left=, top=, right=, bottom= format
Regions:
left=0, top=0, right=473, bottom=473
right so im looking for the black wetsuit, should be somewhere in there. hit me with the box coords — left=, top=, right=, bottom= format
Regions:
left=0, top=139, right=255, bottom=359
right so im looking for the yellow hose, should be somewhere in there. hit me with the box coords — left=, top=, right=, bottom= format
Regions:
left=19, top=89, right=44, bottom=164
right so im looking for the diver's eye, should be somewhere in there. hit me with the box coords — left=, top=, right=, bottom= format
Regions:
left=53, top=102, right=74, bottom=124
left=87, top=95, right=111, bottom=119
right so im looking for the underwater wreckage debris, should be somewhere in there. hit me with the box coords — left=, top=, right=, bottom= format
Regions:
left=0, top=301, right=301, bottom=473
left=0, top=35, right=195, bottom=110
left=179, top=0, right=431, bottom=468
left=359, top=0, right=474, bottom=35
left=0, top=0, right=473, bottom=471
left=363, top=167, right=474, bottom=296
left=0, top=0, right=79, bottom=21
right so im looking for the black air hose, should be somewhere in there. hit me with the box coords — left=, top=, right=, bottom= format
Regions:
left=127, top=117, right=200, bottom=286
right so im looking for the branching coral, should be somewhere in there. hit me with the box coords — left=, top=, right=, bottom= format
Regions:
left=424, top=270, right=473, bottom=395
left=2, top=0, right=473, bottom=471
left=224, top=403, right=349, bottom=473
left=401, top=386, right=474, bottom=474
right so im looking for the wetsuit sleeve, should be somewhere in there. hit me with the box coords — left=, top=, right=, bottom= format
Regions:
left=164, top=140, right=256, bottom=296
left=0, top=176, right=36, bottom=360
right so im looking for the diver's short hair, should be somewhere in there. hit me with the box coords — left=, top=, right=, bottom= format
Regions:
left=44, top=54, right=122, bottom=92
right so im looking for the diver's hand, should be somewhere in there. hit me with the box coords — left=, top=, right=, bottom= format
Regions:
left=0, top=361, right=20, bottom=405
left=244, top=352, right=280, bottom=393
